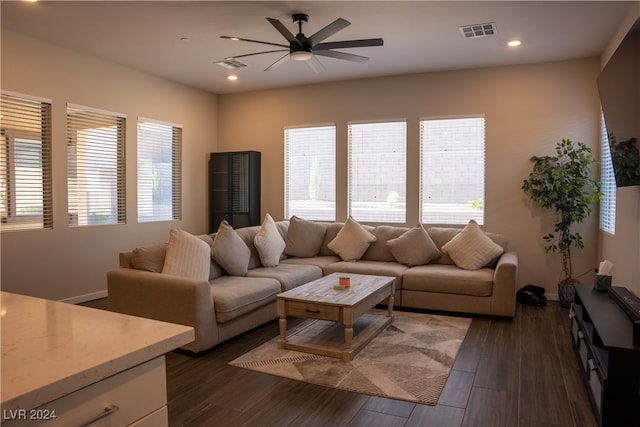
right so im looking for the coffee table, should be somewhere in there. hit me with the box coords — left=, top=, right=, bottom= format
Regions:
left=277, top=272, right=395, bottom=361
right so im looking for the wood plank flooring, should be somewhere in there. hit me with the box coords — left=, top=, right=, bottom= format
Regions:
left=82, top=299, right=597, bottom=427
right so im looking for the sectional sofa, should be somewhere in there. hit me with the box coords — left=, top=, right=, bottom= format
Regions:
left=107, top=215, right=518, bottom=353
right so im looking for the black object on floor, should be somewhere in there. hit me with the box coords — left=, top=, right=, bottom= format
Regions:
left=517, top=284, right=547, bottom=307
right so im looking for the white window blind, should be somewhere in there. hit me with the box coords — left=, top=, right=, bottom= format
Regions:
left=285, top=125, right=336, bottom=221
left=420, top=117, right=485, bottom=225
left=67, top=104, right=126, bottom=226
left=600, top=113, right=616, bottom=234
left=137, top=119, right=182, bottom=222
left=0, top=92, right=53, bottom=231
left=348, top=121, right=407, bottom=223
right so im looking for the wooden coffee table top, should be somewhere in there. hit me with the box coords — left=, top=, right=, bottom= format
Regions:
left=277, top=272, right=395, bottom=306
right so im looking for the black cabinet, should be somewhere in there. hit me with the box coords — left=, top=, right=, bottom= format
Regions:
left=569, top=285, right=640, bottom=427
left=209, top=151, right=260, bottom=233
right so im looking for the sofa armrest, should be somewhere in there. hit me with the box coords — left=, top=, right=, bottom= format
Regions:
left=107, top=268, right=217, bottom=353
left=490, top=251, right=518, bottom=317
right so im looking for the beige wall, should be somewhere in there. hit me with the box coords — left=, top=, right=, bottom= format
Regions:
left=218, top=58, right=603, bottom=298
left=598, top=4, right=640, bottom=298
left=1, top=29, right=218, bottom=301
left=2, top=25, right=615, bottom=302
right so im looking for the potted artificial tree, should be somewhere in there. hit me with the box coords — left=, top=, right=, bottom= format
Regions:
left=522, top=139, right=602, bottom=308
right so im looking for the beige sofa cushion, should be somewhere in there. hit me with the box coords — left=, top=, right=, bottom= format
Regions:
left=318, top=222, right=344, bottom=256
left=284, top=216, right=328, bottom=258
left=361, top=225, right=408, bottom=262
left=387, top=224, right=442, bottom=266
left=328, top=217, right=377, bottom=261
left=162, top=229, right=211, bottom=281
left=131, top=242, right=167, bottom=272
left=247, top=263, right=323, bottom=291
left=441, top=220, right=504, bottom=271
left=403, top=264, right=493, bottom=297
left=428, top=226, right=507, bottom=267
left=209, top=276, right=281, bottom=323
left=211, top=220, right=251, bottom=276
left=254, top=213, right=286, bottom=267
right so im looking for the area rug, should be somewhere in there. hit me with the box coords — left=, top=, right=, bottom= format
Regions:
left=229, top=310, right=471, bottom=405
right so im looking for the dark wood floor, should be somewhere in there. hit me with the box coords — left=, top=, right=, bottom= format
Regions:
left=83, top=299, right=597, bottom=427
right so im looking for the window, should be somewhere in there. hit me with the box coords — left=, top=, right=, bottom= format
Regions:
left=284, top=125, right=336, bottom=221
left=67, top=104, right=125, bottom=226
left=348, top=121, right=407, bottom=223
left=420, top=117, right=485, bottom=225
left=600, top=114, right=616, bottom=234
left=137, top=119, right=182, bottom=222
left=0, top=92, right=52, bottom=231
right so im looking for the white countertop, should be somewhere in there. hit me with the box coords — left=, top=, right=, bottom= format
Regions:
left=0, top=291, right=194, bottom=412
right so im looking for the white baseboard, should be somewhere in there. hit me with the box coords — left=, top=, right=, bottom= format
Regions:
left=60, top=290, right=108, bottom=305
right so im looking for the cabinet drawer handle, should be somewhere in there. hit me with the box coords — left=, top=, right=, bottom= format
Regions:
left=588, top=359, right=598, bottom=372
left=305, top=309, right=321, bottom=314
left=78, top=404, right=119, bottom=427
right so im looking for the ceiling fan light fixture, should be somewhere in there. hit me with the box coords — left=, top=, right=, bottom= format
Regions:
left=291, top=50, right=313, bottom=61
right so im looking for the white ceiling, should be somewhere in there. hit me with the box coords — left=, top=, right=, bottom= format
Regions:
left=1, top=1, right=635, bottom=94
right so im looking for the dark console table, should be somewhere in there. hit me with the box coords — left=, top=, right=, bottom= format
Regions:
left=569, top=284, right=640, bottom=427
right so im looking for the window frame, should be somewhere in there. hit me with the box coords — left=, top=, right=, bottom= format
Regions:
left=0, top=91, right=53, bottom=231
left=600, top=113, right=616, bottom=235
left=284, top=124, right=336, bottom=221
left=347, top=120, right=407, bottom=224
left=136, top=117, right=182, bottom=223
left=419, top=116, right=486, bottom=225
left=66, top=103, right=126, bottom=227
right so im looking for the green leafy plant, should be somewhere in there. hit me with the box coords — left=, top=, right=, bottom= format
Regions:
left=522, top=139, right=602, bottom=285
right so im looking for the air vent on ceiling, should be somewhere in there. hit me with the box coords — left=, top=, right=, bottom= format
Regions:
left=215, top=59, right=247, bottom=69
left=459, top=22, right=497, bottom=39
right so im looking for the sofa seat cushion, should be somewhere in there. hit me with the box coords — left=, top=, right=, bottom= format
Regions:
left=323, top=260, right=407, bottom=289
left=247, top=263, right=323, bottom=291
left=402, top=264, right=493, bottom=297
left=280, top=255, right=341, bottom=270
left=210, top=276, right=281, bottom=323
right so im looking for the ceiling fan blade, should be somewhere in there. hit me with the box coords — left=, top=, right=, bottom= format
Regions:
left=307, top=55, right=325, bottom=73
left=314, top=38, right=384, bottom=50
left=224, top=49, right=288, bottom=61
left=265, top=53, right=290, bottom=71
left=266, top=18, right=302, bottom=47
left=308, top=18, right=350, bottom=46
left=220, top=35, right=289, bottom=49
left=313, top=50, right=369, bottom=63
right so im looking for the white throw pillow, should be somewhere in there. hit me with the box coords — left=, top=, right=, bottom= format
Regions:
left=211, top=220, right=251, bottom=276
left=387, top=224, right=441, bottom=266
left=441, top=220, right=504, bottom=271
left=254, top=213, right=286, bottom=267
left=328, top=216, right=377, bottom=261
left=161, top=229, right=211, bottom=281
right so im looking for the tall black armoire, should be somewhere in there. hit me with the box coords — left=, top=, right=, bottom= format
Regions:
left=209, top=151, right=261, bottom=233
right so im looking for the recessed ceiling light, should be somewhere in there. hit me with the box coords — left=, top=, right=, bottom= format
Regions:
left=227, top=75, right=238, bottom=81
left=508, top=40, right=522, bottom=47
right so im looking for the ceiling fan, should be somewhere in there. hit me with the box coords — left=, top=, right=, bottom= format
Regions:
left=220, top=13, right=384, bottom=73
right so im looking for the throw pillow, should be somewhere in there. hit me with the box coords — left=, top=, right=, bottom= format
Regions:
left=211, top=220, right=251, bottom=276
left=161, top=229, right=211, bottom=281
left=131, top=242, right=168, bottom=272
left=254, top=213, right=286, bottom=267
left=441, top=220, right=504, bottom=270
left=284, top=216, right=327, bottom=258
left=387, top=224, right=441, bottom=266
left=328, top=216, right=377, bottom=261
